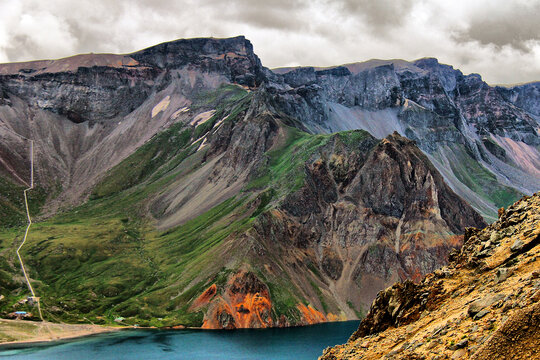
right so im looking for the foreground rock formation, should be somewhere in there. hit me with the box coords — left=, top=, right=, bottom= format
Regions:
left=321, top=193, right=540, bottom=359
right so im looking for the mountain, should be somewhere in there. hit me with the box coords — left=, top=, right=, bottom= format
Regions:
left=321, top=192, right=540, bottom=359
left=0, top=36, right=534, bottom=329
left=270, top=59, right=540, bottom=221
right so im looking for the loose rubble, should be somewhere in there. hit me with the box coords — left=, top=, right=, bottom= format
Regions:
left=321, top=193, right=540, bottom=360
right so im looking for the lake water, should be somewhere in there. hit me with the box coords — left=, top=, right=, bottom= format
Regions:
left=0, top=321, right=359, bottom=360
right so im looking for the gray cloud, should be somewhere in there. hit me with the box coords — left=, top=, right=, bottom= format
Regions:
left=0, top=0, right=539, bottom=84
left=337, top=0, right=414, bottom=31
left=200, top=0, right=310, bottom=31
left=456, top=2, right=540, bottom=52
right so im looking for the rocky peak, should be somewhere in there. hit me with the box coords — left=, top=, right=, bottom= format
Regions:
left=268, top=55, right=540, bottom=220
left=131, top=36, right=266, bottom=87
left=413, top=57, right=461, bottom=92
left=0, top=36, right=265, bottom=125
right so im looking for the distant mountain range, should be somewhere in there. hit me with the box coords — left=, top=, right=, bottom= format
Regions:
left=0, top=36, right=537, bottom=329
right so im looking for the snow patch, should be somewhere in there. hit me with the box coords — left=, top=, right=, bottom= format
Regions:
left=197, top=137, right=208, bottom=151
left=212, top=114, right=229, bottom=130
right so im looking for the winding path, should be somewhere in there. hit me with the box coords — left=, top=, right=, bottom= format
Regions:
left=14, top=139, right=45, bottom=321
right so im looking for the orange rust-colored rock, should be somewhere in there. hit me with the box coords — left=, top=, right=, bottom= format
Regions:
left=201, top=270, right=273, bottom=329
left=326, top=313, right=341, bottom=322
left=190, top=284, right=217, bottom=310
left=297, top=303, right=327, bottom=324
left=202, top=297, right=236, bottom=329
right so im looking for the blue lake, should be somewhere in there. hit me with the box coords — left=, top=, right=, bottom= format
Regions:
left=0, top=321, right=359, bottom=359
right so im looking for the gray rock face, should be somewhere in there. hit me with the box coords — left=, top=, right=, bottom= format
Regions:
left=468, top=294, right=505, bottom=317
left=0, top=36, right=264, bottom=125
left=0, top=36, right=267, bottom=212
left=497, top=82, right=540, bottom=119
left=0, top=37, right=538, bottom=221
left=0, top=65, right=159, bottom=123
left=268, top=58, right=540, bottom=220
left=251, top=132, right=485, bottom=311
left=131, top=36, right=266, bottom=88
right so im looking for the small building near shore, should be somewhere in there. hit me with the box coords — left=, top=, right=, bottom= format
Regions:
left=9, top=311, right=32, bottom=320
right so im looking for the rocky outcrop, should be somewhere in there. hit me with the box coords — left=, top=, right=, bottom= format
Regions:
left=0, top=63, right=159, bottom=123
left=0, top=36, right=264, bottom=125
left=321, top=193, right=540, bottom=359
left=235, top=131, right=486, bottom=327
left=496, top=81, right=540, bottom=119
left=198, top=270, right=273, bottom=329
left=132, top=36, right=266, bottom=88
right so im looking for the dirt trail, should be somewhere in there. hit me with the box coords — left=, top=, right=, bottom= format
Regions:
left=14, top=140, right=44, bottom=321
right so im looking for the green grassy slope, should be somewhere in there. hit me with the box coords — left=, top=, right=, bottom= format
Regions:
left=440, top=144, right=523, bottom=210
left=0, top=94, right=377, bottom=326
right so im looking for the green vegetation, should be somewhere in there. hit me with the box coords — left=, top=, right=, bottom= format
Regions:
left=192, top=84, right=248, bottom=110
left=0, top=84, right=257, bottom=327
left=347, top=300, right=364, bottom=319
left=91, top=124, right=193, bottom=199
left=247, top=128, right=372, bottom=197
left=309, top=280, right=328, bottom=313
left=92, top=83, right=250, bottom=200
left=445, top=144, right=522, bottom=209
left=307, top=261, right=323, bottom=280
left=0, top=90, right=379, bottom=329
left=247, top=127, right=329, bottom=194
left=265, top=280, right=302, bottom=322
left=0, top=195, right=253, bottom=327
left=0, top=177, right=47, bottom=227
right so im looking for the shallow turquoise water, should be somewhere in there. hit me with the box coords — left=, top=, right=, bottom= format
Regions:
left=0, top=321, right=359, bottom=359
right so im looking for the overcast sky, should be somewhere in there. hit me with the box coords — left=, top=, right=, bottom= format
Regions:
left=0, top=0, right=539, bottom=85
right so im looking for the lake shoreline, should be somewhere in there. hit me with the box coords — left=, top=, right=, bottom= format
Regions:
left=0, top=320, right=361, bottom=359
left=0, top=318, right=359, bottom=349
left=0, top=319, right=125, bottom=348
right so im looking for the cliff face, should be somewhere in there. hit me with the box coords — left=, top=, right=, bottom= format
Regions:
left=0, top=36, right=263, bottom=124
left=497, top=81, right=540, bottom=120
left=0, top=36, right=265, bottom=215
left=321, top=193, right=540, bottom=359
left=270, top=59, right=540, bottom=221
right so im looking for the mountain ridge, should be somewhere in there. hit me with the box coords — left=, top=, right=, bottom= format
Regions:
left=0, top=36, right=536, bottom=331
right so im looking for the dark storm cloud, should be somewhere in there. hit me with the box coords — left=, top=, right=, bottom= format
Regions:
left=457, top=2, right=540, bottom=52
